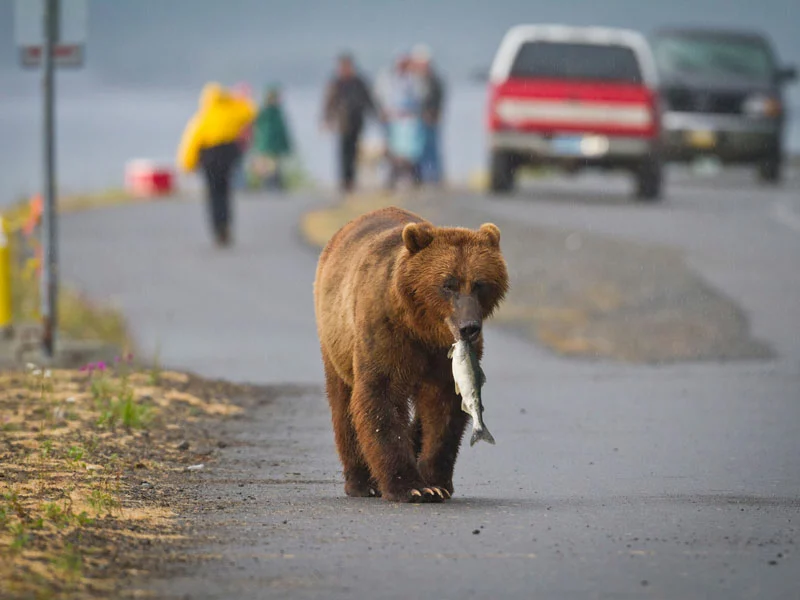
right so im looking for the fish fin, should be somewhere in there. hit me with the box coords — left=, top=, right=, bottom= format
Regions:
left=470, top=426, right=496, bottom=447
left=478, top=364, right=487, bottom=387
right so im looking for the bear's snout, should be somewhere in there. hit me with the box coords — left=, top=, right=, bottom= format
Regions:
left=458, top=321, right=482, bottom=343
left=453, top=294, right=483, bottom=343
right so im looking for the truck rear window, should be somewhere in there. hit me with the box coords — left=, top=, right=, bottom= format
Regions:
left=509, top=41, right=643, bottom=84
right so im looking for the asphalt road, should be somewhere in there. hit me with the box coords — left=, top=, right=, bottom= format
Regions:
left=60, top=169, right=800, bottom=599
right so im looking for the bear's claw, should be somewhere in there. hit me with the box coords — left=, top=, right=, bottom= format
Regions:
left=405, top=486, right=449, bottom=503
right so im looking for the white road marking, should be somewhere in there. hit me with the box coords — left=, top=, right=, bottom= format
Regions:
left=769, top=201, right=800, bottom=234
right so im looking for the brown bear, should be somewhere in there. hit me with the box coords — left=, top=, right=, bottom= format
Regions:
left=314, top=206, right=509, bottom=503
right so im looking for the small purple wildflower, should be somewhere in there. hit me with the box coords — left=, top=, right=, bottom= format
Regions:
left=79, top=363, right=95, bottom=373
left=95, top=361, right=107, bottom=372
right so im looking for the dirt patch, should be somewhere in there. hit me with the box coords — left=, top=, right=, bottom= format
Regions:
left=0, top=362, right=284, bottom=599
left=299, top=192, right=771, bottom=363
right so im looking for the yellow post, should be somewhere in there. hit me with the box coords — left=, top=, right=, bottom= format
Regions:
left=0, top=216, right=12, bottom=331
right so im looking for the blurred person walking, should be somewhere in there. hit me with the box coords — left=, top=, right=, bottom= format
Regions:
left=177, top=82, right=256, bottom=247
left=322, top=53, right=376, bottom=193
left=252, top=85, right=293, bottom=191
left=412, top=44, right=445, bottom=185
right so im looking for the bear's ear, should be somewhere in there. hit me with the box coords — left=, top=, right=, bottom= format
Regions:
left=479, top=223, right=501, bottom=247
left=402, top=223, right=435, bottom=254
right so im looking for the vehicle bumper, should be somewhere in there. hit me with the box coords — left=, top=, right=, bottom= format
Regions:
left=490, top=131, right=654, bottom=166
left=661, top=112, right=781, bottom=163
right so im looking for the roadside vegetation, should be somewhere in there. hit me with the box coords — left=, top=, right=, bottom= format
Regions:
left=3, top=193, right=133, bottom=351
left=0, top=359, right=249, bottom=599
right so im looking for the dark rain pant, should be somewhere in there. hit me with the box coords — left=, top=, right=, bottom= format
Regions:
left=339, top=126, right=362, bottom=192
left=199, top=142, right=241, bottom=238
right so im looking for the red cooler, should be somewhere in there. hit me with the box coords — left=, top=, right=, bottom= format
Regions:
left=125, top=160, right=175, bottom=198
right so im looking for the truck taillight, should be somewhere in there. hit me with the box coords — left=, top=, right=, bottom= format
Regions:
left=647, top=89, right=662, bottom=137
left=487, top=84, right=507, bottom=131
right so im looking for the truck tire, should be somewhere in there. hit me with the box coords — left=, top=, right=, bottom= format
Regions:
left=634, top=158, right=663, bottom=202
left=490, top=151, right=515, bottom=194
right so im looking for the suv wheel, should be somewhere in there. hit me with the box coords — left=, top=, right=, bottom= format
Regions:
left=490, top=151, right=516, bottom=194
left=634, top=157, right=663, bottom=202
left=757, top=154, right=782, bottom=185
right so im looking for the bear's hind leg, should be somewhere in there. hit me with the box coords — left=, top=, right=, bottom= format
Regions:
left=322, top=354, right=376, bottom=498
left=415, top=381, right=470, bottom=497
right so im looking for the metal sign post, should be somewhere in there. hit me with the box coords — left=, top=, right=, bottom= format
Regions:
left=41, top=0, right=58, bottom=357
left=15, top=0, right=85, bottom=358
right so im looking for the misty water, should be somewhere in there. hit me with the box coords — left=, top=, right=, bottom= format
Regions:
left=0, top=82, right=489, bottom=204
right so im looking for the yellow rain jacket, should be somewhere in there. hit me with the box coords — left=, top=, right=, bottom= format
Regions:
left=177, top=83, right=257, bottom=172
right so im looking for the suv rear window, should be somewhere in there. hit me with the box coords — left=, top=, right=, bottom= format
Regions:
left=509, top=41, right=643, bottom=84
left=652, top=34, right=775, bottom=82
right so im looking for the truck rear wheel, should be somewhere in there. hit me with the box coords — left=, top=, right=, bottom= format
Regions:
left=490, top=151, right=516, bottom=194
left=634, top=158, right=663, bottom=202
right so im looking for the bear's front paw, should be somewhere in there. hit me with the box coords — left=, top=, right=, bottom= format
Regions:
left=344, top=479, right=380, bottom=498
left=384, top=486, right=450, bottom=503
left=418, top=464, right=455, bottom=497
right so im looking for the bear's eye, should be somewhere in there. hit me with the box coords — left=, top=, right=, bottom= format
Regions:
left=472, top=281, right=487, bottom=293
left=442, top=278, right=459, bottom=293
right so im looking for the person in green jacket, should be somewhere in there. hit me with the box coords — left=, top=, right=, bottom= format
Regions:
left=251, top=85, right=293, bottom=190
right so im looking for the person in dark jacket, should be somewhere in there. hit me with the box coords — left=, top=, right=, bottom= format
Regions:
left=252, top=85, right=293, bottom=190
left=322, top=53, right=376, bottom=193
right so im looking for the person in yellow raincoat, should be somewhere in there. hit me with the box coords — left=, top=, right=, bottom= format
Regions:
left=177, top=82, right=256, bottom=246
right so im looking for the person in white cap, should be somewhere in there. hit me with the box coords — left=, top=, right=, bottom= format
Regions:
left=411, top=43, right=445, bottom=185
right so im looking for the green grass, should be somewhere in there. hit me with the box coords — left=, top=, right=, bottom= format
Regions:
left=90, top=375, right=116, bottom=406
left=89, top=369, right=152, bottom=430
left=66, top=446, right=84, bottom=461
left=87, top=488, right=119, bottom=515
left=148, top=342, right=163, bottom=386
left=43, top=502, right=70, bottom=528
left=8, top=521, right=31, bottom=553
left=96, top=388, right=152, bottom=430
left=40, top=439, right=54, bottom=458
left=52, top=543, right=83, bottom=582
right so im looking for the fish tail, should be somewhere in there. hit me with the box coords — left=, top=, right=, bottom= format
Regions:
left=470, top=426, right=496, bottom=447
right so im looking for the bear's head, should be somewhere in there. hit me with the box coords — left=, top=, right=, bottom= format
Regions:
left=396, top=221, right=509, bottom=347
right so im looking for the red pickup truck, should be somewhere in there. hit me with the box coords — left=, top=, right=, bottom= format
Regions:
left=487, top=25, right=663, bottom=200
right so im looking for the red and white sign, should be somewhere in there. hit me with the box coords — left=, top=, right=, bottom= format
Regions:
left=14, top=0, right=87, bottom=68
left=20, top=44, right=84, bottom=68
